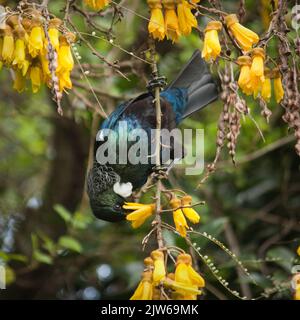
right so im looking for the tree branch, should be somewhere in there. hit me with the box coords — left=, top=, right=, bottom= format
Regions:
left=149, top=39, right=164, bottom=250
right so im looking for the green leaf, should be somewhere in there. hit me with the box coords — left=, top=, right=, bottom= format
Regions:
left=31, top=233, right=39, bottom=251
left=267, top=246, right=294, bottom=272
left=72, top=211, right=92, bottom=230
left=58, top=236, right=82, bottom=253
left=5, top=266, right=16, bottom=285
left=33, top=250, right=53, bottom=265
left=54, top=204, right=72, bottom=223
left=0, top=251, right=9, bottom=262
left=37, top=231, right=56, bottom=255
left=7, top=254, right=28, bottom=263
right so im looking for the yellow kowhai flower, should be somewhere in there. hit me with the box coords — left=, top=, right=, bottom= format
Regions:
left=250, top=48, right=265, bottom=97
left=177, top=0, right=197, bottom=36
left=47, top=18, right=62, bottom=51
left=163, top=0, right=181, bottom=42
left=12, top=26, right=29, bottom=76
left=39, top=51, right=50, bottom=83
left=273, top=68, right=284, bottom=103
left=130, top=271, right=153, bottom=300
left=13, top=38, right=25, bottom=67
left=84, top=0, right=110, bottom=11
left=147, top=0, right=165, bottom=41
left=2, top=25, right=15, bottom=64
left=297, top=246, right=300, bottom=256
left=40, top=49, right=59, bottom=88
left=175, top=253, right=205, bottom=288
left=13, top=70, right=26, bottom=93
left=163, top=272, right=201, bottom=299
left=28, top=23, right=45, bottom=58
left=237, top=56, right=253, bottom=95
left=58, top=70, right=72, bottom=92
left=261, top=68, right=271, bottom=103
left=56, top=33, right=76, bottom=92
left=181, top=195, right=200, bottom=224
left=251, top=48, right=265, bottom=79
left=202, top=20, right=222, bottom=61
left=22, top=59, right=30, bottom=77
left=123, top=202, right=155, bottom=228
left=57, top=33, right=75, bottom=73
left=225, top=14, right=259, bottom=52
left=30, top=64, right=43, bottom=93
left=21, top=18, right=31, bottom=41
left=6, top=15, right=22, bottom=49
left=170, top=198, right=188, bottom=237
left=144, top=256, right=154, bottom=270
left=293, top=274, right=300, bottom=300
left=165, top=273, right=196, bottom=300
left=295, top=286, right=300, bottom=300
left=145, top=255, right=162, bottom=300
left=151, top=250, right=166, bottom=283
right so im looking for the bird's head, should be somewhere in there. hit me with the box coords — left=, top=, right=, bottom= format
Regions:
left=88, top=190, right=127, bottom=222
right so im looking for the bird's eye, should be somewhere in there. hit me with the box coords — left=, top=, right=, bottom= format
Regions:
left=113, top=204, right=122, bottom=211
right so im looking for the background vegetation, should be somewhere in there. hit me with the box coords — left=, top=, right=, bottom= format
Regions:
left=0, top=0, right=299, bottom=299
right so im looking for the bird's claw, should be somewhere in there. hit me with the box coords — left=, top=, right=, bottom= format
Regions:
left=147, top=76, right=167, bottom=92
left=153, top=165, right=169, bottom=180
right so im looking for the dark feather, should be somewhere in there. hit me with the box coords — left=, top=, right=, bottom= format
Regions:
left=167, top=50, right=219, bottom=119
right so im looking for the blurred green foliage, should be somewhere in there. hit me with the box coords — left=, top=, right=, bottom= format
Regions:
left=0, top=0, right=299, bottom=300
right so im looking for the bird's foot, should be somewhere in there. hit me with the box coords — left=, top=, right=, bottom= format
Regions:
left=147, top=76, right=167, bottom=92
left=152, top=165, right=169, bottom=180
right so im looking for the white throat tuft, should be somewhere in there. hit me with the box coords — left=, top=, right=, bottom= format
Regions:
left=113, top=182, right=133, bottom=198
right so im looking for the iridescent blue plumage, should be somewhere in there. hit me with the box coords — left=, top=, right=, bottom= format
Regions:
left=87, top=51, right=219, bottom=222
left=101, top=88, right=188, bottom=132
left=160, top=88, right=188, bottom=124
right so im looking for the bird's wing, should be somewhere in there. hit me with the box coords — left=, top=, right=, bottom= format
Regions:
left=101, top=93, right=151, bottom=130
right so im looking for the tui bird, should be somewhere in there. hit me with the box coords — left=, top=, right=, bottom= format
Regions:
left=87, top=51, right=219, bottom=222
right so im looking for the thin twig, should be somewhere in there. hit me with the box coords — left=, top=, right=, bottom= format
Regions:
left=149, top=39, right=164, bottom=250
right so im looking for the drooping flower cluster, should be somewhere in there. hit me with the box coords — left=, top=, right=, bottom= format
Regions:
left=261, top=68, right=284, bottom=103
left=84, top=0, right=111, bottom=11
left=147, top=0, right=200, bottom=43
left=237, top=50, right=284, bottom=103
left=131, top=251, right=205, bottom=300
left=124, top=195, right=200, bottom=237
left=0, top=10, right=75, bottom=94
left=147, top=2, right=262, bottom=63
left=170, top=196, right=200, bottom=237
left=146, top=2, right=286, bottom=104
left=201, top=14, right=260, bottom=62
left=225, top=14, right=259, bottom=52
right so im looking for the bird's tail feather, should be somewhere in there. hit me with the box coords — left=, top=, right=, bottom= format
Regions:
left=168, top=50, right=219, bottom=119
